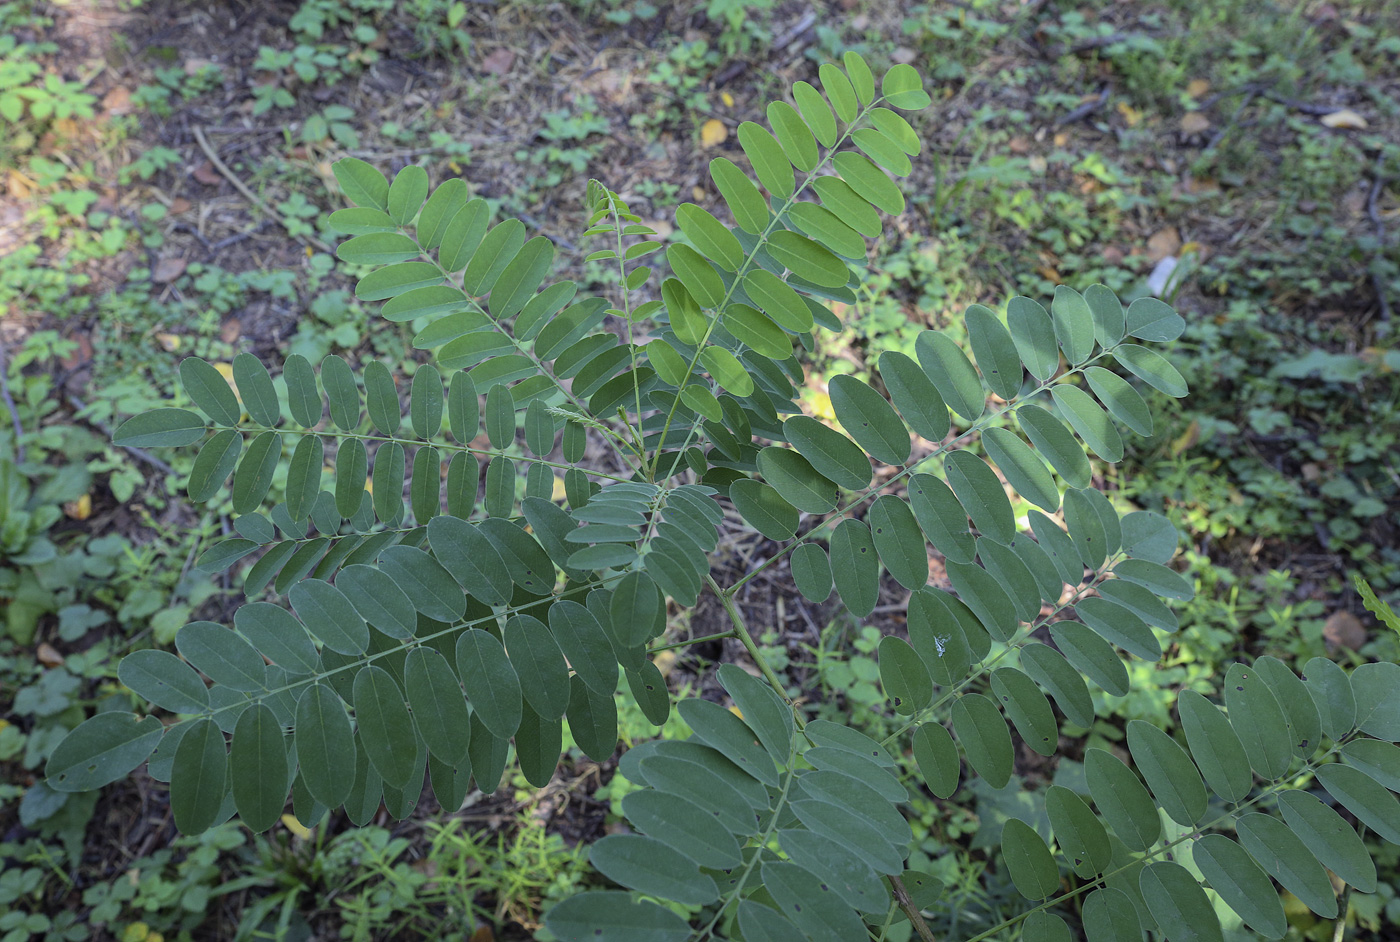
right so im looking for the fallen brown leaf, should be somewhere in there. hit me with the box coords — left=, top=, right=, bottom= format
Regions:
left=37, top=643, right=64, bottom=668
left=191, top=161, right=221, bottom=186
left=1324, top=610, right=1366, bottom=651
left=1180, top=112, right=1211, bottom=134
left=153, top=257, right=187, bottom=283
left=1147, top=227, right=1181, bottom=263
left=480, top=47, right=515, bottom=76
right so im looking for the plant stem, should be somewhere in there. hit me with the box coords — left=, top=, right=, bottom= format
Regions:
left=888, top=875, right=938, bottom=942
left=646, top=629, right=736, bottom=654
left=1332, top=824, right=1365, bottom=942
left=705, top=573, right=806, bottom=730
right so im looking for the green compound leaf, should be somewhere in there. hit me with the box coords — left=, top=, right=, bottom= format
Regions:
left=1277, top=789, right=1377, bottom=894
left=982, top=427, right=1059, bottom=512
left=1224, top=662, right=1292, bottom=780
left=1176, top=689, right=1252, bottom=803
left=1051, top=385, right=1123, bottom=462
left=1045, top=784, right=1110, bottom=878
left=455, top=629, right=523, bottom=740
left=545, top=891, right=690, bottom=942
left=180, top=356, right=242, bottom=426
left=916, top=330, right=985, bottom=422
left=590, top=834, right=717, bottom=905
left=1139, top=861, right=1224, bottom=942
left=170, top=717, right=228, bottom=835
left=1001, top=817, right=1059, bottom=900
left=1126, top=720, right=1206, bottom=826
left=289, top=578, right=369, bottom=656
left=114, top=408, right=207, bottom=448
left=1236, top=812, right=1338, bottom=918
left=353, top=665, right=419, bottom=788
left=730, top=479, right=798, bottom=541
left=952, top=692, right=1013, bottom=788
left=230, top=704, right=288, bottom=834
left=878, top=635, right=932, bottom=715
left=867, top=494, right=927, bottom=591
left=46, top=712, right=164, bottom=793
left=1085, top=747, right=1161, bottom=852
left=404, top=647, right=471, bottom=766
left=829, top=374, right=909, bottom=465
left=1316, top=763, right=1400, bottom=844
left=912, top=722, right=959, bottom=798
left=295, top=682, right=356, bottom=808
left=829, top=517, right=880, bottom=618
left=878, top=350, right=949, bottom=442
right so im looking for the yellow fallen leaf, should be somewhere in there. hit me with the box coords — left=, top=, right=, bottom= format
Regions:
left=281, top=814, right=313, bottom=839
left=1171, top=419, right=1200, bottom=456
left=1186, top=78, right=1210, bottom=98
left=1116, top=101, right=1142, bottom=127
left=1320, top=109, right=1367, bottom=129
left=551, top=474, right=568, bottom=502
left=156, top=332, right=181, bottom=352
left=700, top=118, right=728, bottom=148
left=721, top=91, right=734, bottom=108
left=64, top=493, right=91, bottom=520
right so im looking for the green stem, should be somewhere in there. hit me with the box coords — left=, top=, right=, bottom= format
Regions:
left=695, top=735, right=802, bottom=941
left=646, top=629, right=736, bottom=654
left=227, top=421, right=639, bottom=483
left=1332, top=824, right=1364, bottom=942
left=706, top=573, right=806, bottom=730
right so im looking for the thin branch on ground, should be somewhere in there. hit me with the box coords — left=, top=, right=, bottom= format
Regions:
left=192, top=126, right=333, bottom=254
